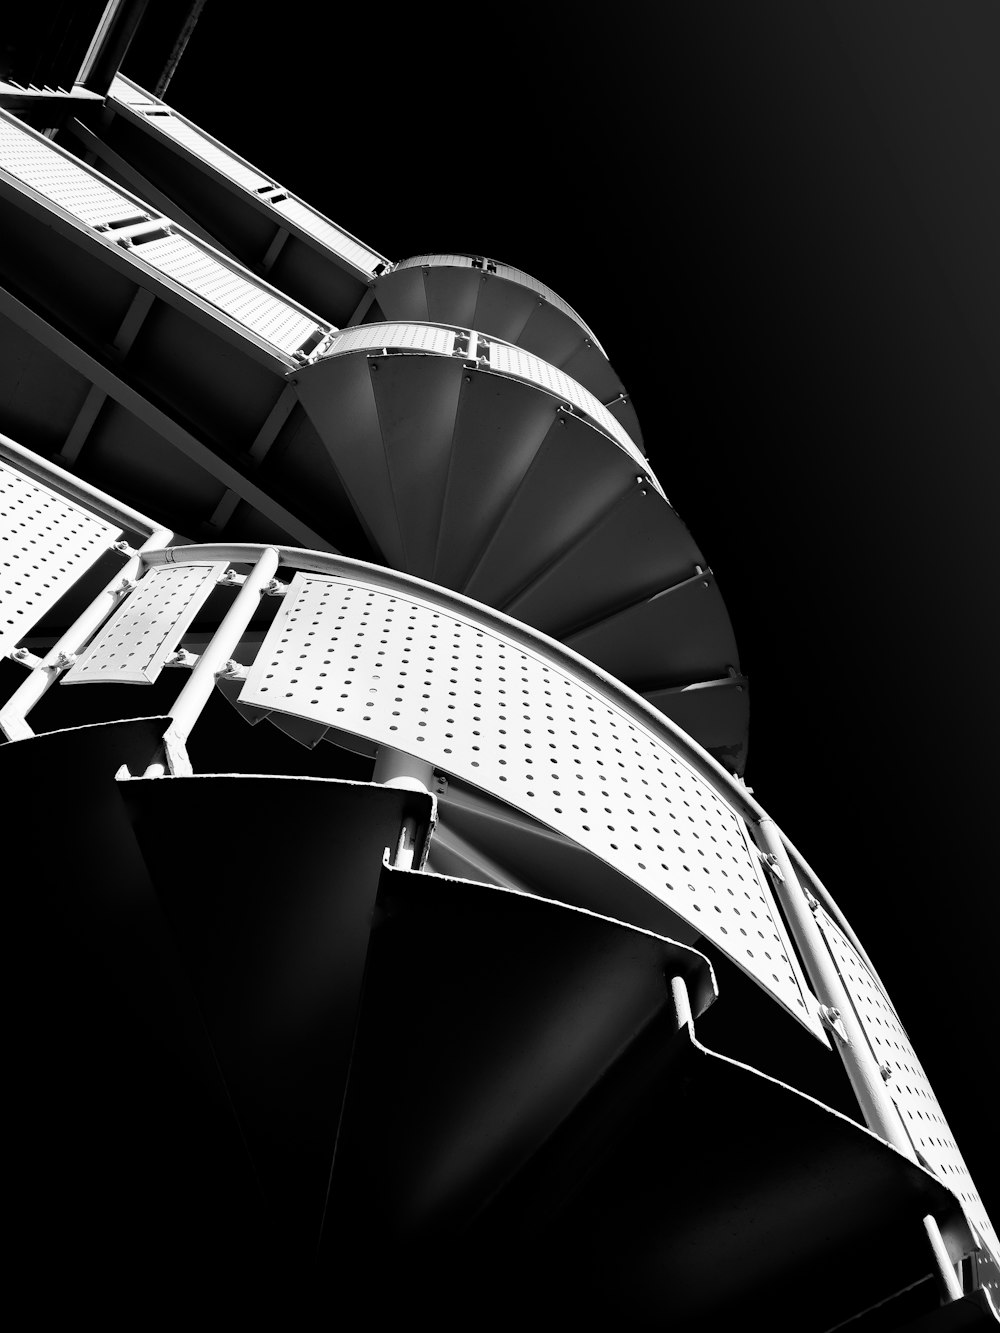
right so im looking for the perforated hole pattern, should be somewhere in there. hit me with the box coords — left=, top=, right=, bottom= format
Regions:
left=325, top=322, right=457, bottom=358
left=136, top=234, right=325, bottom=357
left=818, top=909, right=998, bottom=1265
left=239, top=573, right=818, bottom=1028
left=63, top=563, right=225, bottom=685
left=0, top=114, right=142, bottom=230
left=0, top=461, right=118, bottom=657
left=143, top=114, right=272, bottom=193
left=270, top=196, right=385, bottom=275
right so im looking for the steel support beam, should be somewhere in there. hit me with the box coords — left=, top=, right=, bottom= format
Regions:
left=0, top=286, right=334, bottom=551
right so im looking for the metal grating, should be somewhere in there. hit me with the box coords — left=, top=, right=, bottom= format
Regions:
left=133, top=233, right=324, bottom=357
left=270, top=196, right=385, bottom=275
left=62, top=563, right=225, bottom=685
left=239, top=573, right=820, bottom=1031
left=108, top=76, right=156, bottom=107
left=488, top=341, right=650, bottom=481
left=0, top=112, right=146, bottom=230
left=0, top=460, right=119, bottom=658
left=140, top=114, right=273, bottom=193
left=323, top=322, right=457, bottom=358
left=817, top=908, right=998, bottom=1265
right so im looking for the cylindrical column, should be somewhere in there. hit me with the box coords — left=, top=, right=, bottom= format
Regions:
left=0, top=527, right=173, bottom=742
left=144, top=547, right=280, bottom=777
left=373, top=746, right=435, bottom=870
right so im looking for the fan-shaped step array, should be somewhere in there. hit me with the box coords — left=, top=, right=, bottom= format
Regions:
left=1, top=717, right=976, bottom=1325
left=370, top=255, right=644, bottom=452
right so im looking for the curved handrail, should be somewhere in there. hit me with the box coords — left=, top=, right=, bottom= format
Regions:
left=310, top=320, right=652, bottom=486
left=388, top=253, right=604, bottom=351
left=146, top=541, right=830, bottom=909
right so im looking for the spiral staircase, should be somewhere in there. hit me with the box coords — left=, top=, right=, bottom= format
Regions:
left=0, top=21, right=996, bottom=1328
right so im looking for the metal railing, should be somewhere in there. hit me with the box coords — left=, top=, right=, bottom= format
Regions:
left=0, top=446, right=994, bottom=1299
left=389, top=253, right=604, bottom=351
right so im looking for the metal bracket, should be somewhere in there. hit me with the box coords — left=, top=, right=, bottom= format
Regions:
left=9, top=646, right=43, bottom=669
left=165, top=649, right=199, bottom=669
left=111, top=539, right=138, bottom=559
left=758, top=849, right=785, bottom=882
left=217, top=660, right=248, bottom=681
left=217, top=568, right=247, bottom=587
left=819, top=1004, right=850, bottom=1043
left=262, top=578, right=288, bottom=598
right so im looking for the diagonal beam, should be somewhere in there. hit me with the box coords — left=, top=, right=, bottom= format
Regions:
left=0, top=284, right=336, bottom=552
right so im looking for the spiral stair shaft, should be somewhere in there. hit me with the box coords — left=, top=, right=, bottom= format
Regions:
left=0, top=25, right=995, bottom=1328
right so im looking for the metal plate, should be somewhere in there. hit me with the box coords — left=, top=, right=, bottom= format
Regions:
left=137, top=112, right=273, bottom=193
left=488, top=341, right=650, bottom=480
left=0, top=459, right=119, bottom=657
left=390, top=254, right=599, bottom=346
left=62, top=563, right=224, bottom=685
left=240, top=573, right=821, bottom=1033
left=133, top=233, right=324, bottom=357
left=0, top=111, right=146, bottom=230
left=323, top=323, right=457, bottom=358
left=816, top=907, right=998, bottom=1266
left=270, top=196, right=384, bottom=275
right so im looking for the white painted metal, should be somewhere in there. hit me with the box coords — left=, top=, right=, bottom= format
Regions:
left=815, top=903, right=999, bottom=1269
left=391, top=254, right=602, bottom=348
left=141, top=114, right=272, bottom=193
left=239, top=571, right=820, bottom=1033
left=132, top=233, right=324, bottom=358
left=108, top=76, right=386, bottom=275
left=0, top=459, right=119, bottom=659
left=62, top=562, right=225, bottom=685
left=323, top=323, right=458, bottom=358
left=0, top=524, right=173, bottom=740
left=0, top=433, right=161, bottom=536
left=0, top=110, right=146, bottom=230
left=487, top=340, right=651, bottom=482
left=269, top=196, right=385, bottom=276
left=145, top=547, right=280, bottom=777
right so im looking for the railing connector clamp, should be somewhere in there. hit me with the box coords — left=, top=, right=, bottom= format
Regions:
left=217, top=568, right=246, bottom=587
left=760, top=849, right=785, bottom=882
left=819, top=1005, right=850, bottom=1043
left=217, top=660, right=248, bottom=681
left=11, top=647, right=29, bottom=662
left=53, top=651, right=77, bottom=670
left=112, top=539, right=137, bottom=558
left=114, top=576, right=136, bottom=596
left=263, top=578, right=288, bottom=597
left=166, top=649, right=198, bottom=669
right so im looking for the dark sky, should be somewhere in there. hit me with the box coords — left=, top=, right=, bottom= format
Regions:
left=124, top=2, right=998, bottom=1214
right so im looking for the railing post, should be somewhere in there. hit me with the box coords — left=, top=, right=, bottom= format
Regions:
left=756, top=815, right=963, bottom=1306
left=143, top=546, right=280, bottom=777
left=0, top=526, right=174, bottom=741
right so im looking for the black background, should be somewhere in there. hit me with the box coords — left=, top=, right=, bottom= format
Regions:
left=123, top=1, right=998, bottom=1214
